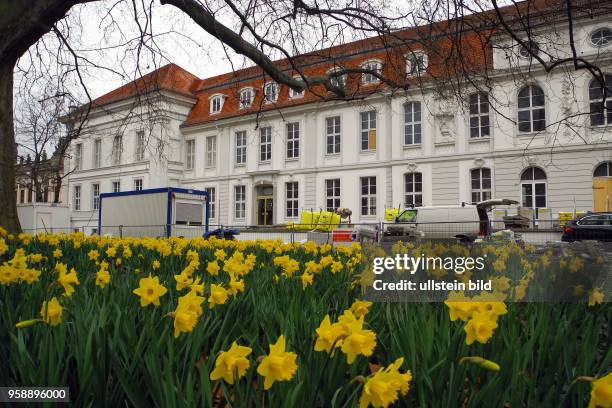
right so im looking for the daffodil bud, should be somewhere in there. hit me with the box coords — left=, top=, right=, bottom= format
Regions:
left=15, top=319, right=39, bottom=329
left=460, top=356, right=500, bottom=371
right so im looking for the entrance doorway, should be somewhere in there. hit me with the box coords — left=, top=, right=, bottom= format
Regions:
left=257, top=196, right=274, bottom=225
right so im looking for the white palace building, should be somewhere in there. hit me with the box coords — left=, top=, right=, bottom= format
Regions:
left=63, top=1, right=612, bottom=234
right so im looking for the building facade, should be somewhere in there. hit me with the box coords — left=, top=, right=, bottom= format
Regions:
left=65, top=4, right=612, bottom=234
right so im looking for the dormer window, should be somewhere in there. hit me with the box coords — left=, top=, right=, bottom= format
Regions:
left=590, top=28, right=612, bottom=47
left=406, top=50, right=428, bottom=76
left=209, top=94, right=225, bottom=114
left=289, top=77, right=305, bottom=99
left=328, top=68, right=347, bottom=89
left=264, top=82, right=279, bottom=103
left=239, top=87, right=254, bottom=109
left=361, top=60, right=382, bottom=84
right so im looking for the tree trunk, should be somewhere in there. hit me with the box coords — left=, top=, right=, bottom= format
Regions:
left=0, top=61, right=21, bottom=233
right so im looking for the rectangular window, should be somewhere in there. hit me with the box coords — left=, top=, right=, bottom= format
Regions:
left=92, top=183, right=100, bottom=210
left=360, top=111, right=377, bottom=151
left=74, top=143, right=83, bottom=170
left=205, top=187, right=216, bottom=219
left=20, top=189, right=25, bottom=203
left=326, top=116, right=341, bottom=154
left=325, top=179, right=341, bottom=211
left=360, top=176, right=377, bottom=216
left=112, top=135, right=122, bottom=165
left=234, top=185, right=246, bottom=219
left=471, top=168, right=492, bottom=203
left=286, top=181, right=299, bottom=218
left=93, top=139, right=102, bottom=168
left=260, top=127, right=272, bottom=162
left=73, top=185, right=81, bottom=211
left=134, top=179, right=143, bottom=191
left=469, top=93, right=490, bottom=138
left=186, top=139, right=195, bottom=170
left=404, top=102, right=422, bottom=145
left=206, top=136, right=217, bottom=168
left=404, top=173, right=423, bottom=207
left=135, top=130, right=145, bottom=161
left=112, top=181, right=121, bottom=193
left=286, top=122, right=300, bottom=159
left=235, top=131, right=247, bottom=165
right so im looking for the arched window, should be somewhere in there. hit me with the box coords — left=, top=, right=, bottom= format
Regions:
left=209, top=94, right=224, bottom=114
left=589, top=75, right=612, bottom=126
left=471, top=168, right=491, bottom=202
left=327, top=67, right=347, bottom=89
left=520, top=167, right=547, bottom=208
left=594, top=162, right=612, bottom=177
left=468, top=92, right=490, bottom=138
left=404, top=173, right=423, bottom=207
left=517, top=85, right=546, bottom=132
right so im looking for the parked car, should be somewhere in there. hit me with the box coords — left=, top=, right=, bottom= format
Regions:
left=387, top=199, right=518, bottom=242
left=562, top=213, right=612, bottom=242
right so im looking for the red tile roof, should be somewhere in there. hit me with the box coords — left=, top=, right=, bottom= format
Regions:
left=86, top=0, right=602, bottom=128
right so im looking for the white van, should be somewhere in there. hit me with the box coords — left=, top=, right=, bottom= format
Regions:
left=389, top=199, right=518, bottom=242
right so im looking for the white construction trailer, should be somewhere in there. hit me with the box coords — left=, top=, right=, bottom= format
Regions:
left=98, top=187, right=209, bottom=238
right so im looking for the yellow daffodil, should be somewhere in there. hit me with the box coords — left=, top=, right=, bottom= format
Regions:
left=300, top=273, right=314, bottom=289
left=57, top=266, right=80, bottom=297
left=207, top=261, right=220, bottom=276
left=314, top=315, right=344, bottom=353
left=172, top=291, right=205, bottom=337
left=210, top=342, right=252, bottom=384
left=589, top=372, right=612, bottom=408
left=257, top=335, right=298, bottom=390
left=350, top=300, right=373, bottom=318
left=174, top=272, right=193, bottom=291
left=208, top=284, right=228, bottom=308
left=53, top=248, right=62, bottom=258
left=133, top=274, right=168, bottom=307
left=40, top=297, right=63, bottom=326
left=152, top=260, right=160, bottom=270
left=464, top=311, right=498, bottom=345
left=96, top=269, right=111, bottom=289
left=359, top=357, right=412, bottom=408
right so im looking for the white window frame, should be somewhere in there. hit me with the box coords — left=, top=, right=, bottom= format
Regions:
left=234, top=185, right=246, bottom=220
left=590, top=27, right=612, bottom=48
left=73, top=185, right=81, bottom=211
left=74, top=143, right=83, bottom=170
left=206, top=135, right=217, bottom=168
left=112, top=181, right=121, bottom=193
left=239, top=87, right=254, bottom=109
left=285, top=181, right=299, bottom=218
left=520, top=167, right=547, bottom=209
left=286, top=122, right=300, bottom=159
left=589, top=75, right=612, bottom=127
left=326, top=116, right=341, bottom=155
left=403, top=102, right=422, bottom=145
left=135, top=130, right=146, bottom=161
left=404, top=173, right=423, bottom=207
left=517, top=85, right=546, bottom=133
left=289, top=76, right=305, bottom=99
left=112, top=135, right=122, bottom=165
left=259, top=127, right=272, bottom=162
left=209, top=94, right=225, bottom=114
left=327, top=68, right=347, bottom=89
left=205, top=187, right=216, bottom=219
left=264, top=82, right=279, bottom=103
left=325, top=178, right=341, bottom=211
left=92, top=183, right=100, bottom=210
left=469, top=92, right=491, bottom=138
left=361, top=60, right=382, bottom=84
left=235, top=131, right=247, bottom=165
left=134, top=178, right=143, bottom=191
left=186, top=139, right=195, bottom=170
left=360, top=110, right=377, bottom=151
left=470, top=168, right=492, bottom=203
left=360, top=176, right=377, bottom=216
left=93, top=139, right=102, bottom=168
left=405, top=50, right=428, bottom=77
